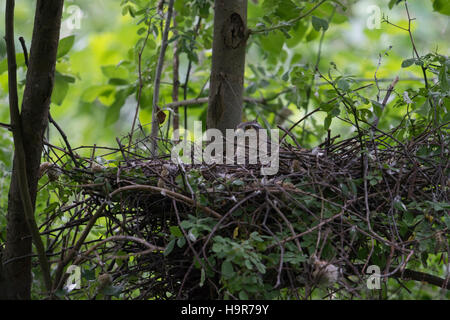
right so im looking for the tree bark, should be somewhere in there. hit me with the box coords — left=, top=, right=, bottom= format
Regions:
left=1, top=0, right=64, bottom=299
left=207, top=0, right=248, bottom=132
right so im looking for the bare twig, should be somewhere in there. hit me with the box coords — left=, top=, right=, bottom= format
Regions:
left=129, top=14, right=154, bottom=148
left=18, top=36, right=28, bottom=67
left=251, top=0, right=328, bottom=34
left=150, top=0, right=175, bottom=155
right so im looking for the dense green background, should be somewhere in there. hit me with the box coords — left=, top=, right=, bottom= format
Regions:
left=0, top=0, right=448, bottom=299
left=0, top=0, right=447, bottom=148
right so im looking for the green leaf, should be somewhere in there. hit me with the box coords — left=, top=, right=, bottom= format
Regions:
left=128, top=6, right=135, bottom=17
left=198, top=2, right=210, bottom=18
left=82, top=268, right=96, bottom=281
left=180, top=220, right=193, bottom=229
left=57, top=35, right=75, bottom=59
left=262, top=0, right=278, bottom=15
left=81, top=85, right=115, bottom=103
left=402, top=210, right=414, bottom=226
left=108, top=78, right=129, bottom=86
left=170, top=226, right=183, bottom=237
left=371, top=100, right=384, bottom=118
left=320, top=101, right=336, bottom=112
left=444, top=216, right=450, bottom=228
left=164, top=239, right=176, bottom=256
left=438, top=64, right=449, bottom=92
left=177, top=237, right=186, bottom=248
left=337, top=78, right=350, bottom=91
left=305, top=28, right=320, bottom=42
left=221, top=260, right=235, bottom=278
left=174, top=0, right=189, bottom=16
left=312, top=16, right=329, bottom=32
left=52, top=76, right=70, bottom=106
left=104, top=88, right=131, bottom=126
left=101, top=65, right=129, bottom=80
left=200, top=268, right=206, bottom=287
left=324, top=114, right=332, bottom=130
left=401, top=58, right=416, bottom=68
left=388, top=0, right=403, bottom=9
left=239, top=291, right=249, bottom=300
left=432, top=0, right=450, bottom=16
left=43, top=202, right=59, bottom=214
left=259, top=31, right=285, bottom=56
left=254, top=261, right=266, bottom=274
left=274, top=0, right=299, bottom=20
left=101, top=285, right=122, bottom=297
left=393, top=198, right=407, bottom=212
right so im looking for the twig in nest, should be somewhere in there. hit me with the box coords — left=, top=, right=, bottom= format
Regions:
left=19, top=36, right=28, bottom=67
left=372, top=76, right=399, bottom=128
left=48, top=113, right=80, bottom=168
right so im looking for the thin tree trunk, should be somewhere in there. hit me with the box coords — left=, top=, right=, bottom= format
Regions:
left=150, top=0, right=175, bottom=155
left=172, top=11, right=180, bottom=141
left=1, top=0, right=64, bottom=299
left=207, top=0, right=248, bottom=132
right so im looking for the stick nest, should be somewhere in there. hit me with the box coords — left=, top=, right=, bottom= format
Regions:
left=41, top=124, right=449, bottom=299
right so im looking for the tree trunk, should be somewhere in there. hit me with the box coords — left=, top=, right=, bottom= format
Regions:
left=207, top=0, right=248, bottom=132
left=0, top=0, right=64, bottom=300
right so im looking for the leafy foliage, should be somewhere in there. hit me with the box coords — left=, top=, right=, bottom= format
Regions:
left=0, top=0, right=449, bottom=300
